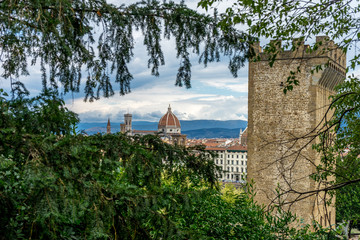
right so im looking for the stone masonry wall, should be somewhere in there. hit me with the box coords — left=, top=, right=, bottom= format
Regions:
left=247, top=37, right=345, bottom=226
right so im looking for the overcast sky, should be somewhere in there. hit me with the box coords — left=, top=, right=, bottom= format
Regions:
left=65, top=33, right=249, bottom=123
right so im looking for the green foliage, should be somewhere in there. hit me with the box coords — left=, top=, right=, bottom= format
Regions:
left=336, top=183, right=360, bottom=236
left=0, top=0, right=253, bottom=99
left=220, top=183, right=243, bottom=203
left=309, top=76, right=360, bottom=235
left=199, top=0, right=358, bottom=52
left=198, top=0, right=357, bottom=91
left=0, top=90, right=333, bottom=239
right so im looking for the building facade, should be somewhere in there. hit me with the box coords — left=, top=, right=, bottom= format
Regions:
left=239, top=127, right=247, bottom=146
left=206, top=145, right=247, bottom=183
left=248, top=36, right=346, bottom=226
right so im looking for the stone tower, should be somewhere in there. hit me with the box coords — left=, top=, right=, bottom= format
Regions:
left=247, top=36, right=346, bottom=227
left=107, top=118, right=111, bottom=134
left=124, top=113, right=132, bottom=135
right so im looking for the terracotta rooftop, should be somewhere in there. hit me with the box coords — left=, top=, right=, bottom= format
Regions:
left=132, top=130, right=157, bottom=133
left=204, top=142, right=221, bottom=147
left=205, top=146, right=227, bottom=151
left=227, top=145, right=247, bottom=151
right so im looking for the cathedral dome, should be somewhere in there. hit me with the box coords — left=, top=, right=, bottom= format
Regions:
left=158, top=105, right=181, bottom=134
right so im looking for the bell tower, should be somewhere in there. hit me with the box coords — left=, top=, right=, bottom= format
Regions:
left=106, top=118, right=111, bottom=134
left=124, top=113, right=132, bottom=135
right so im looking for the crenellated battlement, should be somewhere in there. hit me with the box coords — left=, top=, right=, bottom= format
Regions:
left=252, top=36, right=346, bottom=75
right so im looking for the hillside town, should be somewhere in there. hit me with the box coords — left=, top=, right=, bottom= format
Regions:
left=106, top=105, right=248, bottom=184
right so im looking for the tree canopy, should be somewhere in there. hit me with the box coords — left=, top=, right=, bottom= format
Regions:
left=0, top=90, right=334, bottom=239
left=0, top=0, right=252, bottom=100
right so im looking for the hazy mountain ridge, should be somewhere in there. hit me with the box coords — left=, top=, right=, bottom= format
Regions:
left=182, top=128, right=241, bottom=139
left=78, top=120, right=247, bottom=138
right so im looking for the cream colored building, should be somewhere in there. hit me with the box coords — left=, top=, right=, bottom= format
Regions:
left=206, top=145, right=247, bottom=183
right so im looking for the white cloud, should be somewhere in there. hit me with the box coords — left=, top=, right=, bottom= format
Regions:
left=201, top=78, right=248, bottom=93
left=66, top=75, right=248, bottom=122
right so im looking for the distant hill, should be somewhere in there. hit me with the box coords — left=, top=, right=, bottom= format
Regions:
left=182, top=128, right=241, bottom=139
left=77, top=120, right=247, bottom=138
left=181, top=120, right=246, bottom=131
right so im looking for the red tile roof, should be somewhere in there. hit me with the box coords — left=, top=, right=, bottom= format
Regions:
left=204, top=142, right=221, bottom=147
left=205, top=146, right=226, bottom=151
left=132, top=130, right=157, bottom=134
left=227, top=145, right=247, bottom=151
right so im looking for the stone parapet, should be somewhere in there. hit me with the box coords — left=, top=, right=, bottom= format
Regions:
left=251, top=36, right=346, bottom=78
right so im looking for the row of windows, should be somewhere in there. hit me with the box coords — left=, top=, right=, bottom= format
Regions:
left=215, top=159, right=246, bottom=166
left=226, top=166, right=247, bottom=173
left=226, top=174, right=245, bottom=181
left=216, top=154, right=247, bottom=159
left=228, top=160, right=245, bottom=165
left=227, top=154, right=247, bottom=159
